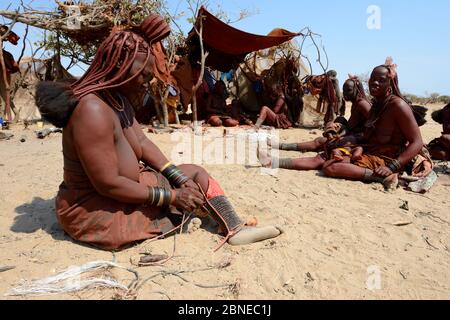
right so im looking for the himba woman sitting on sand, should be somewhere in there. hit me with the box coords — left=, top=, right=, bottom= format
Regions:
left=204, top=80, right=240, bottom=127
left=321, top=58, right=429, bottom=190
left=35, top=14, right=281, bottom=251
left=428, top=103, right=450, bottom=161
left=259, top=59, right=432, bottom=190
left=258, top=75, right=372, bottom=171
left=254, top=83, right=293, bottom=130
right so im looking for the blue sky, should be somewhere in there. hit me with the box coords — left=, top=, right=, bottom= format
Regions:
left=2, top=0, right=449, bottom=95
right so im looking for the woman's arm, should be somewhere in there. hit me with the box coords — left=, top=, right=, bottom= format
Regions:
left=272, top=96, right=286, bottom=114
left=72, top=97, right=203, bottom=211
left=395, top=101, right=424, bottom=167
left=348, top=99, right=371, bottom=131
left=131, top=117, right=171, bottom=171
left=72, top=99, right=151, bottom=204
left=374, top=100, right=423, bottom=178
left=132, top=118, right=196, bottom=189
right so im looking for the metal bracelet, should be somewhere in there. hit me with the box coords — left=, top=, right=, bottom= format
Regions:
left=388, top=159, right=402, bottom=173
left=147, top=187, right=172, bottom=207
left=162, top=164, right=190, bottom=187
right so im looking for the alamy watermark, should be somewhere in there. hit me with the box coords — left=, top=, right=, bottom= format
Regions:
left=367, top=5, right=382, bottom=30
left=65, top=5, right=83, bottom=30
left=366, top=265, right=382, bottom=291
left=169, top=127, right=280, bottom=176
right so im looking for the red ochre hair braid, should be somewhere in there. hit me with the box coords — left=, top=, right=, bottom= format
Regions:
left=71, top=30, right=151, bottom=111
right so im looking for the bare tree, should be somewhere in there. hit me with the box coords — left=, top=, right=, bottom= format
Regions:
left=158, top=36, right=178, bottom=127
left=429, top=92, right=440, bottom=104
left=183, top=0, right=257, bottom=123
left=187, top=0, right=209, bottom=123
left=0, top=0, right=167, bottom=68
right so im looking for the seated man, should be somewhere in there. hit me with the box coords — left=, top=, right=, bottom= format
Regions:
left=205, top=80, right=239, bottom=127
left=254, top=83, right=293, bottom=130
left=258, top=75, right=371, bottom=171
left=322, top=59, right=424, bottom=189
left=428, top=103, right=450, bottom=161
left=35, top=14, right=281, bottom=251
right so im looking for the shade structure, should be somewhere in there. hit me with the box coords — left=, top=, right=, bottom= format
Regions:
left=188, top=6, right=302, bottom=71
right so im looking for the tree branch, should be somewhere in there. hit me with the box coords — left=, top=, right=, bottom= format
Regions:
left=189, top=3, right=209, bottom=123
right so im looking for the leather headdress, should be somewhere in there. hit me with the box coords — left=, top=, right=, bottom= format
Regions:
left=139, top=14, right=171, bottom=45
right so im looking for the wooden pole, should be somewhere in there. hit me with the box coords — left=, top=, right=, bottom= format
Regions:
left=191, top=13, right=209, bottom=123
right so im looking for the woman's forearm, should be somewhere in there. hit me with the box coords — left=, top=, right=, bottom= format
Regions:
left=398, top=140, right=423, bottom=167
left=97, top=176, right=149, bottom=203
left=96, top=175, right=175, bottom=206
left=141, top=139, right=171, bottom=171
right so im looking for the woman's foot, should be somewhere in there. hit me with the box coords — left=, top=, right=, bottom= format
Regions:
left=228, top=226, right=282, bottom=246
left=257, top=146, right=273, bottom=168
left=331, top=150, right=345, bottom=161
left=383, top=173, right=399, bottom=191
left=267, top=137, right=280, bottom=149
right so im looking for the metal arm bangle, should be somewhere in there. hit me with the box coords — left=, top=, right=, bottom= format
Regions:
left=161, top=164, right=190, bottom=187
left=387, top=159, right=402, bottom=173
left=147, top=187, right=172, bottom=207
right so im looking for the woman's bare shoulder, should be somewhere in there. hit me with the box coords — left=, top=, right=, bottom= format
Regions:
left=72, top=94, right=113, bottom=119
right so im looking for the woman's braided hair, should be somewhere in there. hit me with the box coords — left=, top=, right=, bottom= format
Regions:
left=36, top=14, right=171, bottom=127
left=346, top=74, right=368, bottom=101
left=71, top=14, right=171, bottom=110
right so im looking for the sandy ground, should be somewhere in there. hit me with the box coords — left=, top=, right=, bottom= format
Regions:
left=0, top=103, right=449, bottom=300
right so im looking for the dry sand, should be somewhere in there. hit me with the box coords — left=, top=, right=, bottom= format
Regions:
left=0, top=103, right=449, bottom=300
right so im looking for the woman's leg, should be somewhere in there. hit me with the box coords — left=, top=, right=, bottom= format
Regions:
left=255, top=106, right=277, bottom=128
left=297, top=137, right=328, bottom=152
left=230, top=99, right=241, bottom=120
left=258, top=147, right=326, bottom=171
left=178, top=165, right=281, bottom=245
left=324, top=101, right=336, bottom=126
left=322, top=162, right=398, bottom=189
left=223, top=118, right=239, bottom=127
left=178, top=164, right=210, bottom=191
left=322, top=162, right=367, bottom=180
left=271, top=137, right=327, bottom=153
left=208, top=116, right=222, bottom=127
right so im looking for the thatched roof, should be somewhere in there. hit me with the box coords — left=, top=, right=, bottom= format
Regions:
left=0, top=0, right=161, bottom=46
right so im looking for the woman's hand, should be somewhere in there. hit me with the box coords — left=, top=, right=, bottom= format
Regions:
left=181, top=179, right=200, bottom=191
left=171, top=187, right=205, bottom=212
left=374, top=166, right=394, bottom=178
left=413, top=160, right=433, bottom=178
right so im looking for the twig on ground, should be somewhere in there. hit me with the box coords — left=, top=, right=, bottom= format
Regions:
left=138, top=212, right=192, bottom=267
left=134, top=264, right=232, bottom=293
left=313, top=247, right=332, bottom=257
left=422, top=235, right=439, bottom=250
left=151, top=291, right=171, bottom=300
left=0, top=265, right=16, bottom=273
left=399, top=271, right=408, bottom=280
left=416, top=212, right=450, bottom=227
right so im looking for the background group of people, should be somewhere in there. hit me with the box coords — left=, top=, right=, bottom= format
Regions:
left=192, top=64, right=346, bottom=131
left=258, top=60, right=447, bottom=193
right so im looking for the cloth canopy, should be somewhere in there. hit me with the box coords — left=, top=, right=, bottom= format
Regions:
left=188, top=6, right=302, bottom=71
